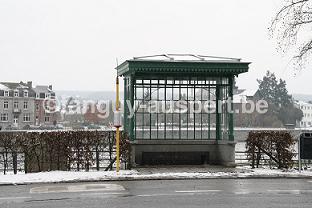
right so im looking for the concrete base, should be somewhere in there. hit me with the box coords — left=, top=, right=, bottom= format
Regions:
left=130, top=140, right=236, bottom=167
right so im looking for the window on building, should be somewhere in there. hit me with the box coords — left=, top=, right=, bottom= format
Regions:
left=13, top=115, right=19, bottom=123
left=44, top=116, right=50, bottom=122
left=0, top=113, right=8, bottom=121
left=4, top=91, right=9, bottom=97
left=3, top=101, right=8, bottom=109
left=23, top=114, right=30, bottom=122
left=45, top=93, right=50, bottom=98
left=13, top=101, right=18, bottom=109
left=24, top=101, right=28, bottom=110
left=14, top=91, right=19, bottom=97
left=23, top=90, right=28, bottom=97
left=36, top=93, right=39, bottom=98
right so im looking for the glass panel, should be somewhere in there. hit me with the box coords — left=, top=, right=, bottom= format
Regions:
left=159, top=88, right=165, bottom=100
left=136, top=87, right=143, bottom=100
left=151, top=88, right=158, bottom=100
left=143, top=79, right=150, bottom=84
left=143, top=113, right=150, bottom=127
left=173, top=113, right=180, bottom=139
left=136, top=129, right=143, bottom=139
left=222, top=77, right=229, bottom=84
left=159, top=80, right=165, bottom=84
left=151, top=129, right=157, bottom=139
left=167, top=80, right=173, bottom=84
left=166, top=87, right=172, bottom=100
left=133, top=76, right=230, bottom=141
left=158, top=113, right=165, bottom=139
left=158, top=113, right=165, bottom=127
left=173, top=88, right=179, bottom=100
left=187, top=128, right=194, bottom=140
left=165, top=114, right=173, bottom=139
left=181, top=88, right=187, bottom=100
left=202, top=113, right=209, bottom=139
left=151, top=113, right=157, bottom=128
left=143, top=88, right=150, bottom=101
left=210, top=129, right=216, bottom=140
left=143, top=129, right=150, bottom=139
left=136, top=113, right=143, bottom=126
left=158, top=129, right=164, bottom=139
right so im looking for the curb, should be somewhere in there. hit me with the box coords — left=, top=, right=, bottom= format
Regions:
left=1, top=174, right=312, bottom=186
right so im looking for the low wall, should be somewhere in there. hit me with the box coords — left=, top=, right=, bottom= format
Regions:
left=131, top=140, right=236, bottom=167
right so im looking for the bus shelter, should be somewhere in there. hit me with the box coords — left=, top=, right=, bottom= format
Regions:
left=117, top=54, right=250, bottom=166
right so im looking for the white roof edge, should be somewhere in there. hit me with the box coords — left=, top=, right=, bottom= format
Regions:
left=132, top=54, right=243, bottom=62
left=0, top=83, right=9, bottom=90
left=296, top=100, right=312, bottom=105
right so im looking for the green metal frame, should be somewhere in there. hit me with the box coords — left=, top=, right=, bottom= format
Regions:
left=118, top=59, right=250, bottom=141
left=117, top=60, right=249, bottom=77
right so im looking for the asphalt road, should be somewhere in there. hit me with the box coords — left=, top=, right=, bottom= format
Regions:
left=0, top=179, right=312, bottom=208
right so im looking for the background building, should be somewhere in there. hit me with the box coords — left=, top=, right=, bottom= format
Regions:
left=296, top=101, right=312, bottom=128
left=0, top=81, right=35, bottom=130
left=0, top=81, right=58, bottom=130
left=33, top=85, right=58, bottom=126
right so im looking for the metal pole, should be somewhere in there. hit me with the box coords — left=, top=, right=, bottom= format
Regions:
left=298, top=133, right=302, bottom=173
left=13, top=151, right=17, bottom=175
left=116, top=77, right=120, bottom=173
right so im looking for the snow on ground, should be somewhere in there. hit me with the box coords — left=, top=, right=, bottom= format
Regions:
left=1, top=167, right=312, bottom=185
left=0, top=170, right=137, bottom=185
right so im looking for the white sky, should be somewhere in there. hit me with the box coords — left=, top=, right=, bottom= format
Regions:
left=0, top=0, right=311, bottom=93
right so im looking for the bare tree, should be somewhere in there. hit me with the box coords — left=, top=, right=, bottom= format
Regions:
left=270, top=0, right=312, bottom=68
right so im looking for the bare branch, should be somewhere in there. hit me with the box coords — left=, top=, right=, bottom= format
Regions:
left=271, top=0, right=309, bottom=26
left=270, top=0, right=312, bottom=69
left=295, top=38, right=312, bottom=59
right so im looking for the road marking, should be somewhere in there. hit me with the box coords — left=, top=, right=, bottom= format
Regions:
left=136, top=191, right=221, bottom=198
left=0, top=196, right=32, bottom=201
left=234, top=191, right=251, bottom=195
left=137, top=194, right=174, bottom=197
left=136, top=190, right=221, bottom=197
left=80, top=192, right=126, bottom=196
left=267, top=189, right=312, bottom=194
left=137, top=193, right=183, bottom=197
left=30, top=183, right=125, bottom=194
left=175, top=190, right=222, bottom=193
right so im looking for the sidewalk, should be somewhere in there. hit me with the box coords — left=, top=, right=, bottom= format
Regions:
left=1, top=166, right=312, bottom=185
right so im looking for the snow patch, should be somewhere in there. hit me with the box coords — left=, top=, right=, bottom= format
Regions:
left=1, top=168, right=312, bottom=185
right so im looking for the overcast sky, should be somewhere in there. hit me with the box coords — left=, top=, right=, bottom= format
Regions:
left=0, top=0, right=311, bottom=94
